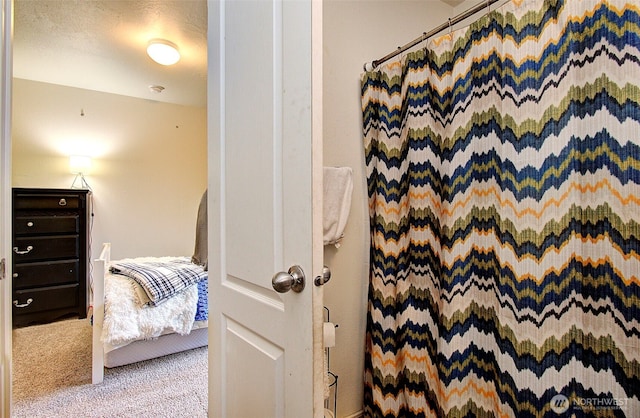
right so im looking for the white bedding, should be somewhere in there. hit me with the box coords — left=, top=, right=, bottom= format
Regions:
left=102, top=256, right=200, bottom=349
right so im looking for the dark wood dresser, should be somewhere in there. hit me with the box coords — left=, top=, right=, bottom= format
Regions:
left=12, top=188, right=91, bottom=327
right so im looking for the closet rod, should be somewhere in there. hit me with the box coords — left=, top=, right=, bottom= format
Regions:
left=363, top=0, right=500, bottom=71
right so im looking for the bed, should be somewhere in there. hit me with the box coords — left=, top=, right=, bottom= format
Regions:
left=91, top=242, right=208, bottom=384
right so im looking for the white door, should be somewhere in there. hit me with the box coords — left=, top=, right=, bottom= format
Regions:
left=207, top=0, right=324, bottom=417
left=0, top=1, right=12, bottom=416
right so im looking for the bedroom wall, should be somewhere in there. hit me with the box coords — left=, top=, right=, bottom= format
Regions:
left=11, top=78, right=207, bottom=261
left=322, top=1, right=454, bottom=416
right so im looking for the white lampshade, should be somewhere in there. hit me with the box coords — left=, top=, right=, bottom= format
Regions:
left=69, top=155, right=92, bottom=174
left=147, top=39, right=180, bottom=65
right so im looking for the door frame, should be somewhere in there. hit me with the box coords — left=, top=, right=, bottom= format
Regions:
left=311, top=0, right=325, bottom=413
left=0, top=0, right=12, bottom=416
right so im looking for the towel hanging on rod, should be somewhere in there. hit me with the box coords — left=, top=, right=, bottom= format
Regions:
left=363, top=0, right=500, bottom=71
left=323, top=166, right=354, bottom=247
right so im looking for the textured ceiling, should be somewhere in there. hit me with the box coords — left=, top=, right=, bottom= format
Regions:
left=13, top=0, right=463, bottom=108
left=13, top=0, right=207, bottom=107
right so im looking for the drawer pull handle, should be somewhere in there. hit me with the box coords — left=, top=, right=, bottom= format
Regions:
left=27, top=221, right=34, bottom=227
left=13, top=298, right=33, bottom=308
left=13, top=245, right=33, bottom=255
left=12, top=273, right=18, bottom=278
left=59, top=198, right=67, bottom=206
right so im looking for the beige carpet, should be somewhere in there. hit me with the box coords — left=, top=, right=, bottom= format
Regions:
left=12, top=318, right=207, bottom=417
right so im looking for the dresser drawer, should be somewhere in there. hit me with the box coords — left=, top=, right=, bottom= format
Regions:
left=13, top=235, right=79, bottom=262
left=12, top=284, right=80, bottom=316
left=14, top=215, right=79, bottom=235
left=13, top=193, right=83, bottom=210
left=13, top=260, right=79, bottom=289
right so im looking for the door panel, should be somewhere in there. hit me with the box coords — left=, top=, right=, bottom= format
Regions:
left=225, top=318, right=284, bottom=417
left=208, top=0, right=322, bottom=417
left=224, top=0, right=278, bottom=285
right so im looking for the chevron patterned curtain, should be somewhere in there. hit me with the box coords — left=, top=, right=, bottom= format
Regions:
left=361, top=0, right=640, bottom=416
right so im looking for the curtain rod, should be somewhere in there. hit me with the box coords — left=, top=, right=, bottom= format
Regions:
left=363, top=0, right=501, bottom=71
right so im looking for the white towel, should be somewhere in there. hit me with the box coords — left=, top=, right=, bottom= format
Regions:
left=323, top=166, right=353, bottom=247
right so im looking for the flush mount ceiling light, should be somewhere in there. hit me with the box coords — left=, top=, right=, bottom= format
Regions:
left=147, top=39, right=180, bottom=66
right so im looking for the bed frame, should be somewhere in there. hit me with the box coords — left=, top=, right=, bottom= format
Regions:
left=91, top=243, right=208, bottom=384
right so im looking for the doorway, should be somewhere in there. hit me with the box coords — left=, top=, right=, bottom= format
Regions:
left=10, top=0, right=208, bottom=414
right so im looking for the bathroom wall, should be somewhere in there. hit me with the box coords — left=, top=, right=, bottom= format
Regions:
left=322, top=1, right=454, bottom=416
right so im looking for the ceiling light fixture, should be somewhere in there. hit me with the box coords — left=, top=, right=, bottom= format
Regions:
left=147, top=39, right=180, bottom=66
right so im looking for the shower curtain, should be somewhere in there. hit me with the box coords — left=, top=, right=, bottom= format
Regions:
left=361, top=0, right=640, bottom=416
